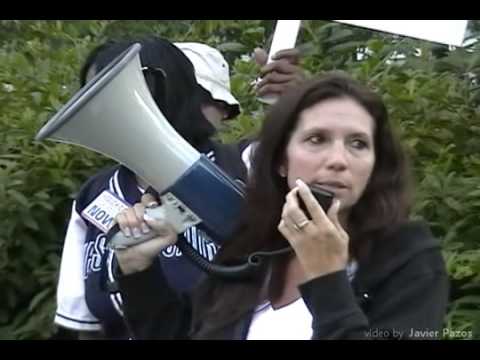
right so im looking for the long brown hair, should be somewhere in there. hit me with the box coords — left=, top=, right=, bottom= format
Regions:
left=191, top=72, right=412, bottom=338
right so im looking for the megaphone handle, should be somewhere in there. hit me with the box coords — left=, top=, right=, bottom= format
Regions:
left=107, top=224, right=158, bottom=249
left=106, top=206, right=168, bottom=249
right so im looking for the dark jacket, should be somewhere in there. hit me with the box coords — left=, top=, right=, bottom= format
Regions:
left=118, top=221, right=449, bottom=340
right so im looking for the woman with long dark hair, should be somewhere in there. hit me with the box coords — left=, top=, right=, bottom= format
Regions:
left=115, top=72, right=449, bottom=339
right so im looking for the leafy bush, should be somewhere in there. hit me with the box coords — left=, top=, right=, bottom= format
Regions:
left=1, top=20, right=479, bottom=339
left=0, top=21, right=113, bottom=339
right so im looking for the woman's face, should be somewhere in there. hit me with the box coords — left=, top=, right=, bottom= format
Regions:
left=280, top=97, right=376, bottom=214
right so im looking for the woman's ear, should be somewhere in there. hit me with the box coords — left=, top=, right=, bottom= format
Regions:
left=278, top=163, right=288, bottom=178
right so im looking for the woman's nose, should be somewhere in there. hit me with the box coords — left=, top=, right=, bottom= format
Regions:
left=325, top=143, right=348, bottom=171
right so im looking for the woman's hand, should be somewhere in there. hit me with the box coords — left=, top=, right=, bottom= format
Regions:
left=278, top=179, right=349, bottom=281
left=115, top=193, right=178, bottom=275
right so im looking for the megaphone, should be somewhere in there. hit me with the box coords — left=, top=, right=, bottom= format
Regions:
left=35, top=43, right=255, bottom=277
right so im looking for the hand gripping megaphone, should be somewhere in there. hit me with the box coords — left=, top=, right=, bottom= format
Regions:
left=35, top=44, right=259, bottom=277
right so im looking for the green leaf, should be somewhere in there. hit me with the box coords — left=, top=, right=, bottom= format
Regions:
left=217, top=42, right=247, bottom=53
left=324, top=28, right=354, bottom=44
left=23, top=216, right=39, bottom=231
left=444, top=197, right=463, bottom=212
left=28, top=288, right=53, bottom=313
left=7, top=189, right=30, bottom=208
left=327, top=41, right=366, bottom=54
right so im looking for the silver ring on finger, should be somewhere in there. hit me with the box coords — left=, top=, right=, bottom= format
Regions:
left=297, top=219, right=310, bottom=229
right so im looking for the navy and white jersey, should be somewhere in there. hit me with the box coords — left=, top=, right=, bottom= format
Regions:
left=55, top=141, right=251, bottom=338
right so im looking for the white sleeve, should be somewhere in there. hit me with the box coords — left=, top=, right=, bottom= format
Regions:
left=54, top=201, right=102, bottom=331
left=241, top=142, right=257, bottom=176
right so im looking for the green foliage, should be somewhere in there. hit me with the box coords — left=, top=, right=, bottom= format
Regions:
left=1, top=20, right=479, bottom=339
left=0, top=21, right=112, bottom=339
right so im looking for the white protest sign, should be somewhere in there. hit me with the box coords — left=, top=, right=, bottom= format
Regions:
left=266, top=20, right=302, bottom=64
left=334, top=20, right=469, bottom=47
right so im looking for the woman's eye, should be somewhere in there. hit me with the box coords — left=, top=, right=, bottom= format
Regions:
left=307, top=135, right=325, bottom=144
left=351, top=139, right=369, bottom=149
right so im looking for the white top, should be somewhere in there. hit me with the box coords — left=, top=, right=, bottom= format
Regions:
left=247, top=298, right=313, bottom=340
left=246, top=261, right=358, bottom=340
left=55, top=201, right=102, bottom=331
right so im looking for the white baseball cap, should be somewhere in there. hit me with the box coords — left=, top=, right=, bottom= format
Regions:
left=175, top=42, right=240, bottom=119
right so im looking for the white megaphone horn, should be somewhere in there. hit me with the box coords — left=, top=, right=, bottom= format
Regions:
left=35, top=43, right=246, bottom=253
